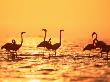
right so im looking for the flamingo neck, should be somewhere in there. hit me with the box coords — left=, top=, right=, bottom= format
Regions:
left=95, top=34, right=97, bottom=39
left=93, top=38, right=98, bottom=46
left=93, top=33, right=98, bottom=45
left=60, top=31, right=61, bottom=44
left=44, top=31, right=47, bottom=41
left=21, top=34, right=23, bottom=45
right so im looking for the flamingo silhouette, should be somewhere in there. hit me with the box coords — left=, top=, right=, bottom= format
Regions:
left=38, top=29, right=64, bottom=56
left=37, top=29, right=52, bottom=48
left=50, top=30, right=64, bottom=55
left=1, top=32, right=26, bottom=58
left=83, top=32, right=97, bottom=51
left=92, top=32, right=110, bottom=58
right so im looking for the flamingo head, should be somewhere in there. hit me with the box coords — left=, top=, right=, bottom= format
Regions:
left=21, top=32, right=26, bottom=35
left=42, top=29, right=47, bottom=32
left=92, top=32, right=97, bottom=38
left=12, top=39, right=16, bottom=44
left=60, top=30, right=64, bottom=32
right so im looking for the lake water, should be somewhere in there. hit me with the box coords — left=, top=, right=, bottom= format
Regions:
left=0, top=37, right=110, bottom=82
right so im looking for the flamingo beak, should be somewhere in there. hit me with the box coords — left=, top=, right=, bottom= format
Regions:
left=21, top=32, right=26, bottom=34
left=42, top=29, right=47, bottom=32
left=60, top=30, right=64, bottom=31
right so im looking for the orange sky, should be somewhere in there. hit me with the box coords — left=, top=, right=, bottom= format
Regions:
left=0, top=0, right=110, bottom=41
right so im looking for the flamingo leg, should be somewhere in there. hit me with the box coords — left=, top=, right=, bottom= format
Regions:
left=15, top=52, right=17, bottom=58
left=6, top=51, right=10, bottom=60
left=55, top=50, right=56, bottom=56
left=9, top=51, right=15, bottom=61
left=48, top=53, right=50, bottom=59
left=100, top=52, right=103, bottom=57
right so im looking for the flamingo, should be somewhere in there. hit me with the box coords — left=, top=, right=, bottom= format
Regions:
left=1, top=32, right=26, bottom=58
left=50, top=30, right=64, bottom=55
left=37, top=29, right=52, bottom=48
left=83, top=32, right=97, bottom=51
left=92, top=32, right=110, bottom=58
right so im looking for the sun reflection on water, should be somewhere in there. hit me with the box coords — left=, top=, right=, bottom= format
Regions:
left=0, top=37, right=110, bottom=82
left=28, top=79, right=40, bottom=82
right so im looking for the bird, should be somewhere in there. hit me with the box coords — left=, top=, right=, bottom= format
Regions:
left=92, top=32, right=110, bottom=57
left=1, top=32, right=26, bottom=58
left=50, top=30, right=64, bottom=55
left=85, top=32, right=109, bottom=57
left=37, top=29, right=52, bottom=48
left=92, top=32, right=107, bottom=49
left=83, top=32, right=97, bottom=51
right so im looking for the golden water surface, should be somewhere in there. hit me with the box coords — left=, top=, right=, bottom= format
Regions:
left=0, top=37, right=110, bottom=82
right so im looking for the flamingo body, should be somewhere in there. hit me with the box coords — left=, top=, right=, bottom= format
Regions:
left=52, top=43, right=61, bottom=50
left=37, top=29, right=52, bottom=48
left=83, top=44, right=95, bottom=51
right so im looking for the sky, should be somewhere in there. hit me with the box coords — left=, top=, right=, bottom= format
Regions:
left=0, top=0, right=110, bottom=42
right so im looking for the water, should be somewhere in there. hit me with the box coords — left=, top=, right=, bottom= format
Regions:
left=0, top=37, right=110, bottom=82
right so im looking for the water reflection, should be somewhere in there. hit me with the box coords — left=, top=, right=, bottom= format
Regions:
left=0, top=37, right=110, bottom=82
left=28, top=79, right=40, bottom=82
